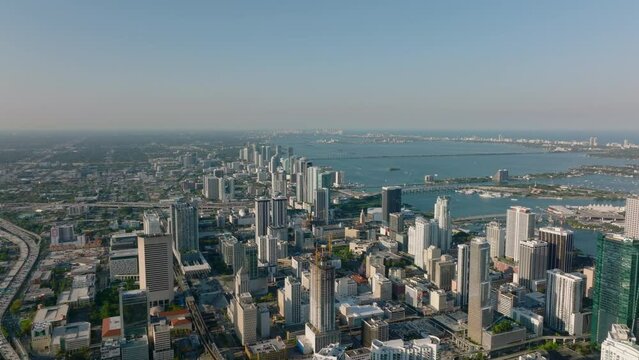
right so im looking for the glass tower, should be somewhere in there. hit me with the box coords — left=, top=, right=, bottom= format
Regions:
left=591, top=234, right=639, bottom=343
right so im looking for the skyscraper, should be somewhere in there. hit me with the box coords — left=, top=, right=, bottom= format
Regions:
left=304, top=252, right=339, bottom=352
left=271, top=195, right=288, bottom=228
left=257, top=235, right=278, bottom=266
left=413, top=217, right=438, bottom=270
left=434, top=196, right=452, bottom=251
left=120, top=289, right=149, bottom=338
left=518, top=240, right=549, bottom=291
left=456, top=244, right=470, bottom=307
left=539, top=227, right=574, bottom=272
left=467, top=238, right=492, bottom=345
left=625, top=197, right=639, bottom=239
left=505, top=206, right=535, bottom=261
left=255, top=197, right=270, bottom=239
left=235, top=293, right=258, bottom=346
left=591, top=233, right=639, bottom=343
left=203, top=175, right=221, bottom=200
left=486, top=221, right=505, bottom=259
left=601, top=324, right=639, bottom=359
left=381, top=186, right=402, bottom=226
left=284, top=276, right=301, bottom=326
left=306, top=166, right=320, bottom=204
left=169, top=200, right=199, bottom=258
left=313, top=188, right=330, bottom=225
left=271, top=170, right=287, bottom=196
left=143, top=211, right=162, bottom=236
left=235, top=266, right=249, bottom=296
left=138, top=235, right=174, bottom=307
left=545, top=269, right=585, bottom=335
left=244, top=240, right=259, bottom=279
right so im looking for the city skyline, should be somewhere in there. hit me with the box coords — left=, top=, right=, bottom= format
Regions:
left=2, top=1, right=639, bottom=131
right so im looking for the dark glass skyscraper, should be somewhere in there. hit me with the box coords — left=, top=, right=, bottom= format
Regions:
left=381, top=186, right=401, bottom=226
left=591, top=234, right=639, bottom=343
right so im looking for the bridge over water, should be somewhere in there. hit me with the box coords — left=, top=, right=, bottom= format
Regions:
left=308, top=151, right=546, bottom=161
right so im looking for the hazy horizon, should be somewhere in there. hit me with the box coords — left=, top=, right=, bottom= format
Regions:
left=2, top=1, right=639, bottom=131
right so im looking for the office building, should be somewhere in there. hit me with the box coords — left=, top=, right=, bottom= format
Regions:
left=284, top=276, right=301, bottom=326
left=545, top=269, right=584, bottom=335
left=221, top=236, right=244, bottom=274
left=467, top=238, right=492, bottom=345
left=539, top=227, right=574, bottom=272
left=235, top=293, right=258, bottom=345
left=591, top=233, right=639, bottom=342
left=219, top=176, right=235, bottom=201
left=143, top=212, right=162, bottom=236
left=119, top=290, right=149, bottom=337
left=151, top=321, right=173, bottom=360
left=314, top=188, right=330, bottom=225
left=51, top=322, right=91, bottom=354
left=304, top=253, right=339, bottom=352
left=203, top=175, right=221, bottom=200
left=518, top=240, right=548, bottom=291
left=601, top=324, right=639, bottom=360
left=272, top=170, right=287, bottom=197
left=456, top=244, right=470, bottom=307
left=388, top=212, right=404, bottom=234
left=381, top=186, right=402, bottom=226
left=255, top=197, right=270, bottom=239
left=371, top=273, right=392, bottom=301
left=246, top=338, right=288, bottom=360
left=486, top=221, right=506, bottom=259
left=244, top=240, right=259, bottom=279
left=235, top=266, right=249, bottom=296
left=169, top=200, right=199, bottom=258
left=412, top=217, right=438, bottom=270
left=50, top=224, right=75, bottom=245
left=138, top=235, right=174, bottom=307
left=271, top=195, right=288, bottom=228
left=505, top=206, right=535, bottom=261
left=362, top=319, right=389, bottom=347
left=424, top=245, right=441, bottom=279
left=370, top=337, right=440, bottom=360
left=434, top=196, right=452, bottom=251
left=433, top=255, right=455, bottom=291
left=258, top=235, right=278, bottom=266
left=493, top=169, right=509, bottom=183
left=626, top=197, right=639, bottom=239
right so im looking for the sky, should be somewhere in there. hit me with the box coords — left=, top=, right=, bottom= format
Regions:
left=1, top=1, right=639, bottom=132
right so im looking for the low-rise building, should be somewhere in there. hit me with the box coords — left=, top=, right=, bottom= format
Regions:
left=245, top=337, right=288, bottom=360
left=51, top=322, right=91, bottom=354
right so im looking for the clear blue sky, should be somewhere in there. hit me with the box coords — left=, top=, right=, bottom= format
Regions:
left=1, top=1, right=638, bottom=131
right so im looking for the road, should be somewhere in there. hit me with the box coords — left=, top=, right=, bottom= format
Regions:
left=0, top=220, right=41, bottom=360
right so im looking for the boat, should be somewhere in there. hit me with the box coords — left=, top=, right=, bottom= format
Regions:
left=388, top=167, right=400, bottom=171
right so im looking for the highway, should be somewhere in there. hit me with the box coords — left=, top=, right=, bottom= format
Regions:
left=0, top=220, right=41, bottom=360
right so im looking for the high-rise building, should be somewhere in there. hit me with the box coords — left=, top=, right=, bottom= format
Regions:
left=371, top=273, right=392, bottom=301
left=362, top=319, right=389, bottom=347
left=467, top=238, right=492, bottom=345
left=314, top=188, right=330, bottom=225
left=591, top=233, right=639, bottom=343
left=625, top=197, right=639, bottom=239
left=151, top=321, right=173, bottom=360
left=119, top=289, right=149, bottom=338
left=306, top=166, right=320, bottom=204
left=203, top=175, right=221, bottom=200
left=169, top=200, right=199, bottom=258
left=304, top=253, right=339, bottom=352
left=518, top=240, right=549, bottom=291
left=255, top=197, right=270, bottom=239
left=235, top=266, right=249, bottom=296
left=271, top=195, right=288, bottom=228
left=434, top=196, right=452, bottom=251
left=284, top=276, right=301, bottom=326
left=388, top=212, right=404, bottom=234
left=381, top=186, right=402, bottom=226
left=220, top=236, right=244, bottom=274
left=257, top=235, right=278, bottom=266
left=539, top=227, right=574, bottom=272
left=370, top=337, right=440, bottom=360
left=143, top=212, right=162, bottom=236
left=493, top=169, right=509, bottom=184
left=138, top=235, right=174, bottom=307
left=235, top=293, right=258, bottom=345
left=456, top=244, right=470, bottom=307
left=413, top=217, right=438, bottom=270
left=505, top=206, right=535, bottom=261
left=601, top=324, right=639, bottom=360
left=434, top=255, right=455, bottom=291
left=424, top=245, right=441, bottom=279
left=545, top=269, right=585, bottom=335
left=271, top=171, right=287, bottom=197
left=218, top=176, right=235, bottom=202
left=486, top=221, right=506, bottom=259
left=244, top=240, right=259, bottom=279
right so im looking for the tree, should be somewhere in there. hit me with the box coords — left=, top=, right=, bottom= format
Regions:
left=9, top=300, right=22, bottom=314
left=19, top=319, right=32, bottom=336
